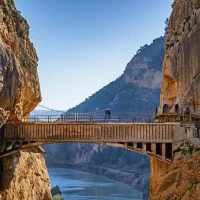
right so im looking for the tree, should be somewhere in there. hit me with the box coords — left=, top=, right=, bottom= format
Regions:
left=51, top=185, right=61, bottom=196
left=164, top=18, right=169, bottom=32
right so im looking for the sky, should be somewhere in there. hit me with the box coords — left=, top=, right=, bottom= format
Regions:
left=14, top=0, right=173, bottom=111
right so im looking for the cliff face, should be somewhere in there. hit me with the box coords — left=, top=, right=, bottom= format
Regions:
left=149, top=157, right=170, bottom=197
left=0, top=1, right=51, bottom=199
left=151, top=0, right=200, bottom=199
left=124, top=36, right=165, bottom=89
left=0, top=0, right=41, bottom=123
left=0, top=150, right=51, bottom=200
left=159, top=0, right=200, bottom=115
left=149, top=143, right=200, bottom=200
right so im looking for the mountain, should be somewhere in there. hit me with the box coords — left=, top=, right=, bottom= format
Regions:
left=67, top=36, right=165, bottom=114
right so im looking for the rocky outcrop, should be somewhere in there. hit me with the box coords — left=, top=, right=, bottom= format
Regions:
left=124, top=36, right=165, bottom=89
left=149, top=142, right=200, bottom=200
left=0, top=149, right=51, bottom=200
left=0, top=0, right=41, bottom=123
left=152, top=0, right=200, bottom=199
left=159, top=0, right=200, bottom=115
left=149, top=157, right=170, bottom=199
left=0, top=107, right=9, bottom=127
left=0, top=1, right=51, bottom=200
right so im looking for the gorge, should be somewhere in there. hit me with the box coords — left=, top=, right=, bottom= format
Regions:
left=0, top=0, right=200, bottom=200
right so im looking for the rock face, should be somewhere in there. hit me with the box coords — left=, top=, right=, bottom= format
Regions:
left=159, top=0, right=200, bottom=115
left=124, top=36, right=165, bottom=89
left=149, top=143, right=200, bottom=200
left=0, top=150, right=51, bottom=200
left=0, top=1, right=51, bottom=200
left=151, top=0, right=200, bottom=199
left=0, top=0, right=41, bottom=123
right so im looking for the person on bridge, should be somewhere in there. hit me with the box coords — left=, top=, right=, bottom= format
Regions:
left=154, top=107, right=158, bottom=115
left=175, top=103, right=179, bottom=114
left=163, top=102, right=168, bottom=114
left=107, top=109, right=111, bottom=118
left=105, top=109, right=108, bottom=118
left=185, top=104, right=190, bottom=115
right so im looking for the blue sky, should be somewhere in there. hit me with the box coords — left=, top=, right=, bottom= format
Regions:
left=15, top=0, right=173, bottom=111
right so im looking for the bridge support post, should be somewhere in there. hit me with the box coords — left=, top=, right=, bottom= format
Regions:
left=152, top=143, right=156, bottom=154
left=143, top=143, right=146, bottom=151
left=162, top=143, right=166, bottom=158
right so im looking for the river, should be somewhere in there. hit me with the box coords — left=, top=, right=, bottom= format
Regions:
left=48, top=168, right=143, bottom=200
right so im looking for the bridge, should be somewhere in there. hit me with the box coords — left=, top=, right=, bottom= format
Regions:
left=0, top=112, right=198, bottom=164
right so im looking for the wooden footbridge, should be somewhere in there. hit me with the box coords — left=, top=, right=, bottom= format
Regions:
left=0, top=113, right=199, bottom=164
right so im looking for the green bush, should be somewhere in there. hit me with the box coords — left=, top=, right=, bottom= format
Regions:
left=52, top=194, right=64, bottom=200
left=173, top=147, right=181, bottom=153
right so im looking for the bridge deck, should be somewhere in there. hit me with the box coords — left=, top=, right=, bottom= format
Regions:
left=3, top=122, right=176, bottom=143
left=0, top=122, right=181, bottom=163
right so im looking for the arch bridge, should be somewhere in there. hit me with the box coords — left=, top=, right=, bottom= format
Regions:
left=0, top=113, right=198, bottom=164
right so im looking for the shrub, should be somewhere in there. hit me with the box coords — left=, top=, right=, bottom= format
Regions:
left=52, top=194, right=64, bottom=200
left=51, top=185, right=61, bottom=196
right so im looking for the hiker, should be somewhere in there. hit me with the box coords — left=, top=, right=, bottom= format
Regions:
left=174, top=103, right=179, bottom=114
left=185, top=104, right=190, bottom=115
left=154, top=107, right=158, bottom=115
left=105, top=109, right=108, bottom=118
left=107, top=109, right=111, bottom=118
left=163, top=102, right=168, bottom=114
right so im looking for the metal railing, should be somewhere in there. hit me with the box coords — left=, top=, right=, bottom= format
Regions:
left=27, top=112, right=154, bottom=123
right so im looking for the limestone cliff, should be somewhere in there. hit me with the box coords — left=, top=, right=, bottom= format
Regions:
left=152, top=0, right=200, bottom=199
left=159, top=0, right=200, bottom=115
left=149, top=142, right=200, bottom=200
left=124, top=36, right=165, bottom=89
left=0, top=1, right=51, bottom=200
left=0, top=149, right=51, bottom=200
left=0, top=0, right=41, bottom=123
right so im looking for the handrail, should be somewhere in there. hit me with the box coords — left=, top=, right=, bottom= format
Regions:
left=26, top=113, right=154, bottom=123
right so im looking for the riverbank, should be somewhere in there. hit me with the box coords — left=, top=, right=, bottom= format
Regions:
left=46, top=162, right=150, bottom=200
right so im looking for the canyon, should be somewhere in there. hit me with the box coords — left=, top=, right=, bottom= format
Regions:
left=0, top=0, right=200, bottom=200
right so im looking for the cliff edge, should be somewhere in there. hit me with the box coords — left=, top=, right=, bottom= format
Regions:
left=159, top=0, right=200, bottom=115
left=149, top=142, right=200, bottom=200
left=0, top=150, right=51, bottom=200
left=0, top=1, right=51, bottom=199
left=150, top=0, right=200, bottom=199
left=0, top=0, right=41, bottom=123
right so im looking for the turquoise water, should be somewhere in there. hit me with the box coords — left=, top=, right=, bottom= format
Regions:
left=48, top=168, right=143, bottom=200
